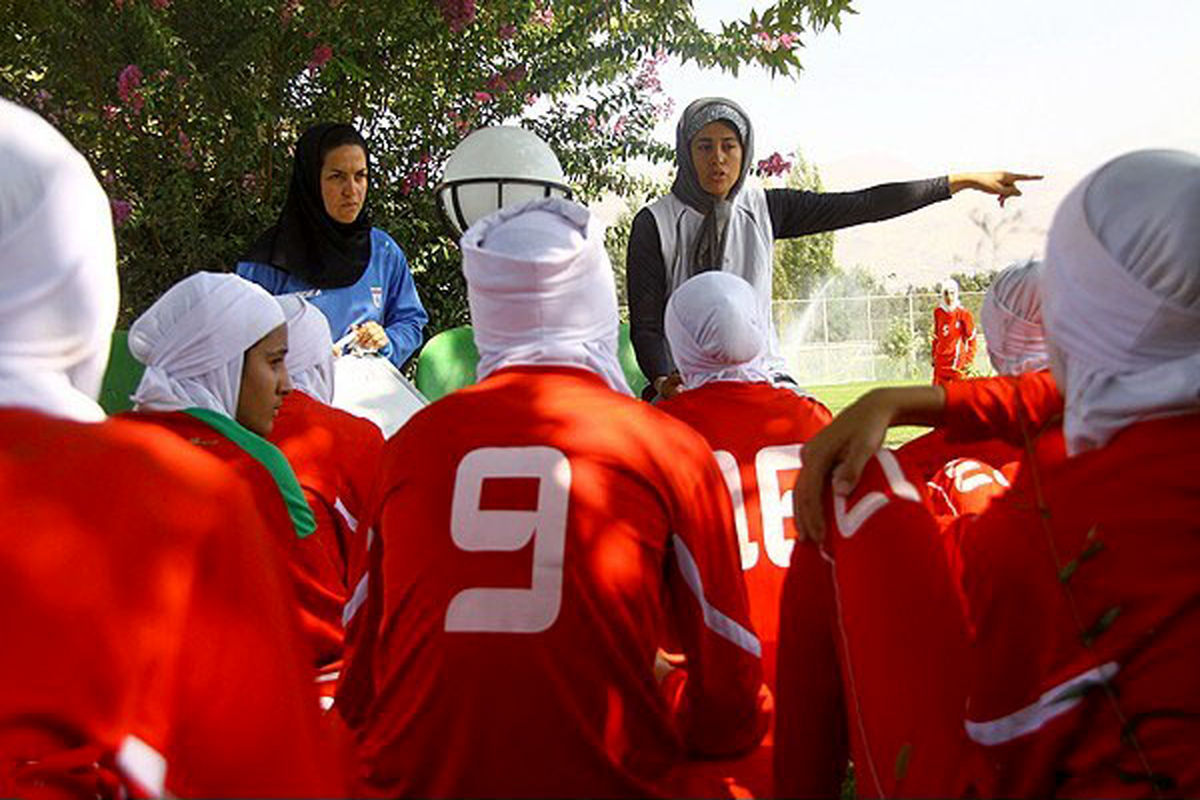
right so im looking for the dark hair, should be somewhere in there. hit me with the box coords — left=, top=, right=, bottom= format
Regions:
left=318, top=125, right=369, bottom=168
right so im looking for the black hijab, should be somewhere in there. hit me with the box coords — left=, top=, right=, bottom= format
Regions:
left=243, top=123, right=373, bottom=289
left=670, top=97, right=754, bottom=276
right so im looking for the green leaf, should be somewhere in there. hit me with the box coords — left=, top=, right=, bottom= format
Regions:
left=1081, top=606, right=1122, bottom=647
left=893, top=742, right=912, bottom=781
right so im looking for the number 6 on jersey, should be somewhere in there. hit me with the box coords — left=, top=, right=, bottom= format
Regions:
left=444, top=446, right=571, bottom=634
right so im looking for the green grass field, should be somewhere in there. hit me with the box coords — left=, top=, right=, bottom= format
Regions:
left=806, top=379, right=929, bottom=448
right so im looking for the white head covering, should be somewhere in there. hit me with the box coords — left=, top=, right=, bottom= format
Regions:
left=665, top=271, right=772, bottom=390
left=277, top=294, right=335, bottom=404
left=938, top=278, right=961, bottom=312
left=0, top=99, right=118, bottom=422
left=1042, top=149, right=1200, bottom=455
left=460, top=197, right=631, bottom=394
left=979, top=260, right=1049, bottom=376
left=129, top=272, right=284, bottom=417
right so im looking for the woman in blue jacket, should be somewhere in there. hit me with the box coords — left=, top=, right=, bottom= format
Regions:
left=237, top=123, right=427, bottom=368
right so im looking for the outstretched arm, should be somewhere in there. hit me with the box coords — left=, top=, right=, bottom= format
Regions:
left=949, top=171, right=1042, bottom=207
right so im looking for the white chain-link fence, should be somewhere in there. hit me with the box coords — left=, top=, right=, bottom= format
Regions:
left=773, top=291, right=991, bottom=386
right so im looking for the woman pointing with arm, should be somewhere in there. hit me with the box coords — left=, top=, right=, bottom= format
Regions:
left=626, top=96, right=1039, bottom=399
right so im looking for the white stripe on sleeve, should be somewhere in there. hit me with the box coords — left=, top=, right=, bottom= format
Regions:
left=671, top=534, right=762, bottom=658
left=965, top=661, right=1119, bottom=745
left=116, top=734, right=167, bottom=797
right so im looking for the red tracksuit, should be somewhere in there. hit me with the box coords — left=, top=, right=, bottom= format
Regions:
left=957, top=413, right=1200, bottom=797
left=120, top=410, right=331, bottom=678
left=776, top=451, right=972, bottom=799
left=932, top=305, right=977, bottom=386
left=269, top=390, right=384, bottom=699
left=342, top=366, right=768, bottom=798
left=659, top=382, right=831, bottom=798
left=0, top=410, right=338, bottom=797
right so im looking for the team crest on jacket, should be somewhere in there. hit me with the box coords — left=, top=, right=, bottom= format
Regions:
left=371, top=286, right=383, bottom=308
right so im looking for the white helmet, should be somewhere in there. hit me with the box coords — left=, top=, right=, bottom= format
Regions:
left=435, top=126, right=573, bottom=239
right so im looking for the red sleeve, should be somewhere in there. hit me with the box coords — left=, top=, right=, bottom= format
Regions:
left=816, top=450, right=972, bottom=798
left=958, top=309, right=977, bottom=370
left=774, top=536, right=846, bottom=799
left=660, top=445, right=769, bottom=758
left=158, top=483, right=343, bottom=796
left=942, top=371, right=1063, bottom=447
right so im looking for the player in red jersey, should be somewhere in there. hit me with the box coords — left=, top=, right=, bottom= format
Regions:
left=0, top=98, right=337, bottom=797
left=790, top=149, right=1200, bottom=796
left=270, top=294, right=385, bottom=705
left=659, top=271, right=832, bottom=689
left=121, top=272, right=341, bottom=677
left=931, top=278, right=977, bottom=386
left=655, top=271, right=831, bottom=798
left=342, top=199, right=767, bottom=798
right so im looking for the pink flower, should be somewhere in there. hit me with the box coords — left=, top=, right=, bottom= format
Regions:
left=505, top=64, right=527, bottom=84
left=498, top=23, right=516, bottom=39
left=177, top=129, right=193, bottom=156
left=117, top=65, right=144, bottom=113
left=612, top=115, right=628, bottom=136
left=473, top=90, right=493, bottom=103
left=524, top=92, right=539, bottom=106
left=586, top=114, right=598, bottom=132
left=110, top=198, right=133, bottom=227
left=756, top=152, right=792, bottom=178
left=485, top=73, right=508, bottom=93
left=150, top=0, right=170, bottom=9
left=530, top=4, right=553, bottom=27
left=778, top=33, right=798, bottom=49
left=437, top=0, right=476, bottom=33
left=307, top=43, right=334, bottom=74
left=401, top=166, right=429, bottom=196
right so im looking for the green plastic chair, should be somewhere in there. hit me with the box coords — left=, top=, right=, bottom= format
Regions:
left=414, top=324, right=649, bottom=402
left=99, top=329, right=145, bottom=415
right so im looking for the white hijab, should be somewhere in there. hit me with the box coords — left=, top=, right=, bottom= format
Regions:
left=1042, top=149, right=1200, bottom=455
left=460, top=198, right=631, bottom=395
left=0, top=99, right=118, bottom=422
left=979, top=260, right=1049, bottom=376
left=130, top=272, right=284, bottom=417
left=938, top=278, right=961, bottom=313
left=277, top=294, right=335, bottom=404
left=665, top=271, right=772, bottom=390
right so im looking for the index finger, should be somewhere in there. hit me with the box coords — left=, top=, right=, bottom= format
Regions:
left=1006, top=173, right=1043, bottom=182
left=795, top=442, right=833, bottom=543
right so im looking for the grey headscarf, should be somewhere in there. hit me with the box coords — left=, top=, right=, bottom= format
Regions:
left=670, top=97, right=754, bottom=277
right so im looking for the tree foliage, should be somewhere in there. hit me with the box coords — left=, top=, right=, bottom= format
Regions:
left=1, top=0, right=854, bottom=332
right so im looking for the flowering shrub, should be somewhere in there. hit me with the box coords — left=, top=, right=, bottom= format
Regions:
left=2, top=0, right=850, bottom=332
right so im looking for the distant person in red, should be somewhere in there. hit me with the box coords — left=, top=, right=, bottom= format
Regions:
left=270, top=294, right=385, bottom=706
left=931, top=278, right=977, bottom=385
left=121, top=273, right=335, bottom=673
left=791, top=149, right=1200, bottom=797
left=657, top=271, right=831, bottom=797
left=342, top=198, right=768, bottom=798
left=0, top=98, right=336, bottom=797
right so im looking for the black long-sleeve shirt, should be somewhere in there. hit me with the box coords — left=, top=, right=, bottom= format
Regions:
left=626, top=177, right=952, bottom=382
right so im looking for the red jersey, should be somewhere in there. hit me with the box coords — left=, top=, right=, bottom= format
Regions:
left=269, top=391, right=384, bottom=698
left=344, top=366, right=767, bottom=798
left=776, top=450, right=972, bottom=799
left=119, top=410, right=331, bottom=677
left=658, top=381, right=832, bottom=689
left=932, top=305, right=977, bottom=385
left=957, top=413, right=1200, bottom=797
left=926, top=456, right=1011, bottom=521
left=0, top=410, right=338, bottom=797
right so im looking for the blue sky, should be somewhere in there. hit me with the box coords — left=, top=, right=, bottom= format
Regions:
left=642, top=0, right=1200, bottom=286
